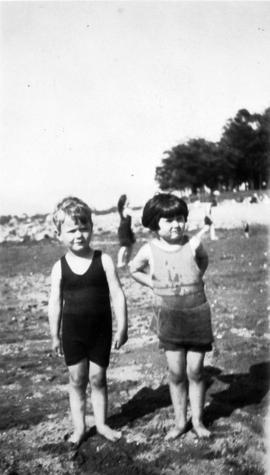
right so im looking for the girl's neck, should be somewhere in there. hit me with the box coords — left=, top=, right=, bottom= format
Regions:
left=154, top=235, right=186, bottom=250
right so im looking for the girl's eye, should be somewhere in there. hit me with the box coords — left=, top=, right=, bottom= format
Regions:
left=166, top=217, right=184, bottom=224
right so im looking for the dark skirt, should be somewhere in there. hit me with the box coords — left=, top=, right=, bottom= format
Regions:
left=151, top=300, right=213, bottom=347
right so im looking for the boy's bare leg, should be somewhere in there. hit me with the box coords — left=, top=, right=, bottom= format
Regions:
left=89, top=362, right=122, bottom=442
left=187, top=351, right=210, bottom=438
left=68, top=358, right=89, bottom=444
left=165, top=350, right=188, bottom=440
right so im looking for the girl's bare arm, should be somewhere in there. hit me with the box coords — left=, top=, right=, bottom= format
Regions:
left=190, top=235, right=209, bottom=275
left=129, top=243, right=153, bottom=288
left=196, top=243, right=209, bottom=275
left=48, top=261, right=63, bottom=355
left=102, top=254, right=128, bottom=349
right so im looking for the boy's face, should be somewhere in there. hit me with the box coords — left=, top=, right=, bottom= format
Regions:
left=59, top=215, right=92, bottom=254
left=158, top=215, right=186, bottom=244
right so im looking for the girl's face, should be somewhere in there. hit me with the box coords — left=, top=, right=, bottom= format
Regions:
left=59, top=215, right=92, bottom=255
left=157, top=215, right=186, bottom=244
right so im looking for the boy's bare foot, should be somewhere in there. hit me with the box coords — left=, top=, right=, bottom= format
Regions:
left=97, top=424, right=122, bottom=442
left=192, top=422, right=211, bottom=438
left=67, top=431, right=85, bottom=445
left=165, top=424, right=186, bottom=441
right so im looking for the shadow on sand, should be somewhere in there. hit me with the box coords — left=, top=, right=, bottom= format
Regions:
left=204, top=361, right=270, bottom=425
left=103, top=361, right=270, bottom=435
left=40, top=361, right=269, bottom=457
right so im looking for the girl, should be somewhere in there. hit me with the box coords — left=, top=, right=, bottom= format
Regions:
left=129, top=193, right=213, bottom=440
left=117, top=194, right=135, bottom=268
left=48, top=196, right=128, bottom=446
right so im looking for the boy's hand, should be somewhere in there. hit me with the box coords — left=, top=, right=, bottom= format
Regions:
left=52, top=336, right=63, bottom=357
left=113, top=330, right=128, bottom=350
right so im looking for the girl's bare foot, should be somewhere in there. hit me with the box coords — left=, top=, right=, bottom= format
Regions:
left=97, top=424, right=122, bottom=442
left=192, top=421, right=211, bottom=438
left=165, top=424, right=186, bottom=441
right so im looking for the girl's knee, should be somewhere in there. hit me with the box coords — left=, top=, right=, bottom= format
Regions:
left=168, top=368, right=186, bottom=385
left=187, top=366, right=204, bottom=382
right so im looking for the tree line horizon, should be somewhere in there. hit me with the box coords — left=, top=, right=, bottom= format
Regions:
left=155, top=107, right=270, bottom=194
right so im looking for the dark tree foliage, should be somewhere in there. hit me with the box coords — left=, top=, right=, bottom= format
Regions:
left=155, top=108, right=269, bottom=192
left=155, top=139, right=221, bottom=194
left=219, top=108, right=269, bottom=190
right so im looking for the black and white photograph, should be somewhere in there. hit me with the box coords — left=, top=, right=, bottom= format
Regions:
left=0, top=1, right=269, bottom=474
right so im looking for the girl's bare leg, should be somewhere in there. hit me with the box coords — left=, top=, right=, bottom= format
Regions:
left=165, top=350, right=187, bottom=440
left=187, top=351, right=210, bottom=438
left=89, top=362, right=121, bottom=442
left=68, top=358, right=89, bottom=444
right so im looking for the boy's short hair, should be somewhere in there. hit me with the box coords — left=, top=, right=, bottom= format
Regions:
left=142, top=193, right=188, bottom=231
left=53, top=196, right=93, bottom=234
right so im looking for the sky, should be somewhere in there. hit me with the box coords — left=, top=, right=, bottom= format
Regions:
left=1, top=1, right=270, bottom=215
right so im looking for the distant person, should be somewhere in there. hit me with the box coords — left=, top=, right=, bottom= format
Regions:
left=243, top=221, right=250, bottom=238
left=211, top=196, right=218, bottom=207
left=48, top=196, right=128, bottom=447
left=204, top=215, right=213, bottom=226
left=117, top=194, right=135, bottom=268
left=250, top=193, right=258, bottom=204
left=207, top=202, right=218, bottom=241
left=129, top=193, right=213, bottom=440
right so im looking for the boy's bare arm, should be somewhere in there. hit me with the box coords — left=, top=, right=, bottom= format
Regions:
left=48, top=261, right=63, bottom=355
left=102, top=254, right=128, bottom=349
left=129, top=244, right=153, bottom=288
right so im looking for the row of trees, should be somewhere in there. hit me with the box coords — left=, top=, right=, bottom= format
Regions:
left=155, top=108, right=270, bottom=194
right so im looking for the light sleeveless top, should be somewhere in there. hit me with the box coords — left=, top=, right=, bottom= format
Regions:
left=149, top=239, right=213, bottom=346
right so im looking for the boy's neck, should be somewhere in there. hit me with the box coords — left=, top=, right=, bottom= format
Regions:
left=67, top=247, right=93, bottom=259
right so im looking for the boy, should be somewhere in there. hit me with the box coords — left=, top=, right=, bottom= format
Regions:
left=48, top=196, right=127, bottom=446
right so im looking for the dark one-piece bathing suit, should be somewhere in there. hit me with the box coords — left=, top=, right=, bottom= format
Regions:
left=61, top=250, right=112, bottom=367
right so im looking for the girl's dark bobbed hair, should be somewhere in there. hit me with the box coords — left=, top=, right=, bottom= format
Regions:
left=141, top=193, right=188, bottom=231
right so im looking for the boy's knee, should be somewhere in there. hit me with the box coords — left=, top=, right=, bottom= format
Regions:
left=69, top=373, right=88, bottom=390
left=90, top=372, right=106, bottom=389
